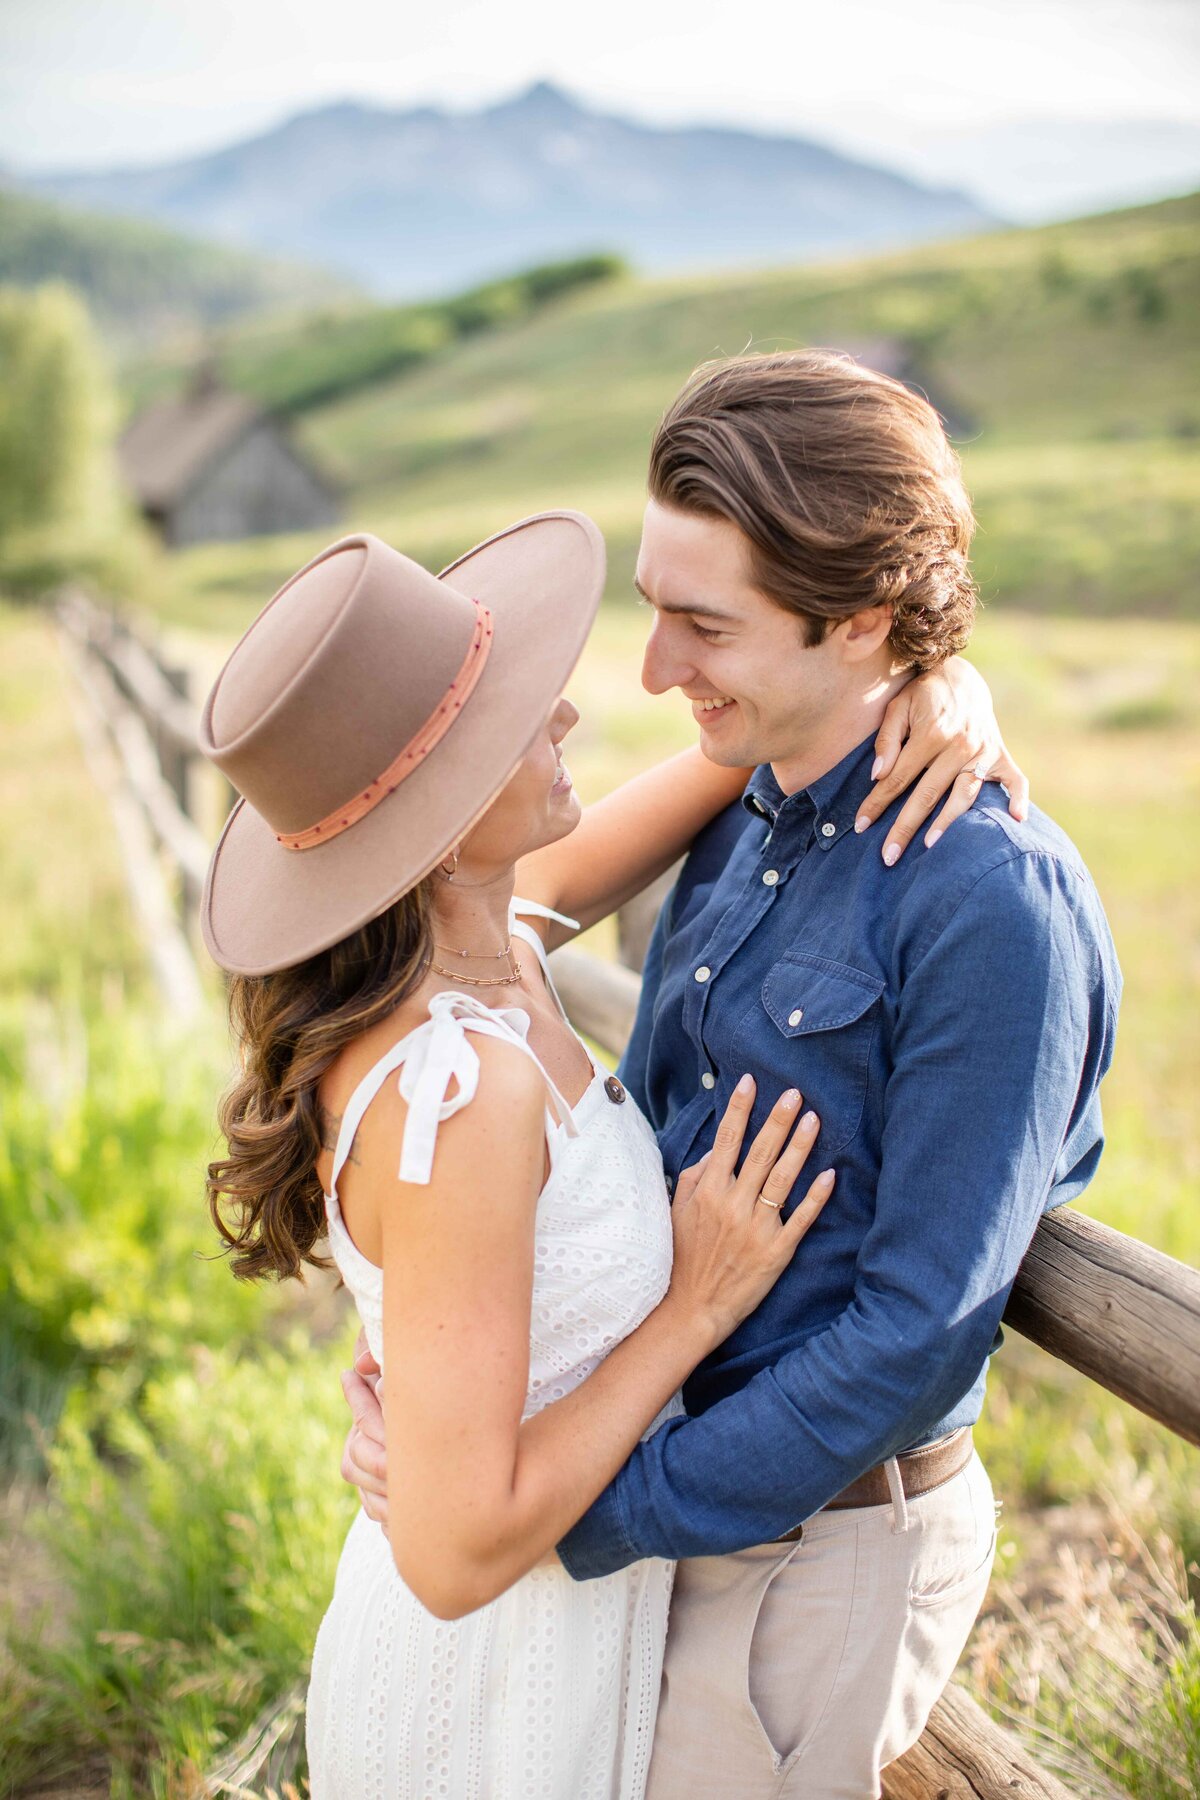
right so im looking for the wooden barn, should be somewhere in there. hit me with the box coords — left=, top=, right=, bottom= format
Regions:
left=118, top=371, right=339, bottom=547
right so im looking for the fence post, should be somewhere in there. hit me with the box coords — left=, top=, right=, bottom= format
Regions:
left=159, top=661, right=199, bottom=922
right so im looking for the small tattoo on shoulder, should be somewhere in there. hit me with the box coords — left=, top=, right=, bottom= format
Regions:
left=319, top=1108, right=359, bottom=1162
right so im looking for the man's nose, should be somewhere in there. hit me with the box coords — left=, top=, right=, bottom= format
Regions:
left=641, top=619, right=692, bottom=696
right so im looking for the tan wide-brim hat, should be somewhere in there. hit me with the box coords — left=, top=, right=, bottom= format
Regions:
left=199, top=510, right=604, bottom=976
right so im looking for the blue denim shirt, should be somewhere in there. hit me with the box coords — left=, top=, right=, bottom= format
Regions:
left=558, top=733, right=1121, bottom=1577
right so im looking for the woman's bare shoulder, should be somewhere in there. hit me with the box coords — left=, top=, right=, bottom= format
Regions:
left=318, top=1002, right=547, bottom=1199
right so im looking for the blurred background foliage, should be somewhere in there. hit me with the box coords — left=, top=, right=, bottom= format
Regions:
left=0, top=188, right=1197, bottom=1797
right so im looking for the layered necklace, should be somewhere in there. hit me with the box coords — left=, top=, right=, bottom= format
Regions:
left=430, top=937, right=523, bottom=987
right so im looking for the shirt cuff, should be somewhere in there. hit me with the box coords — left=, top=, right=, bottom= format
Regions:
left=556, top=1479, right=639, bottom=1580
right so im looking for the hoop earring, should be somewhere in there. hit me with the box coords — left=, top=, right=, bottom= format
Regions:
left=438, top=847, right=460, bottom=881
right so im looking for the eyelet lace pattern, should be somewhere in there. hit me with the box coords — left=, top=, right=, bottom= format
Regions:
left=306, top=911, right=679, bottom=1798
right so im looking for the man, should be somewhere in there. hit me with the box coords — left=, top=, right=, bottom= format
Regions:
left=342, top=351, right=1120, bottom=1795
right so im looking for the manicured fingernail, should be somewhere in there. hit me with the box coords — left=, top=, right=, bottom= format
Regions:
left=854, top=813, right=871, bottom=834
left=871, top=756, right=884, bottom=779
left=883, top=843, right=901, bottom=867
left=925, top=828, right=943, bottom=850
left=781, top=1088, right=801, bottom=1110
left=736, top=1072, right=754, bottom=1095
left=801, top=1110, right=818, bottom=1131
left=818, top=1169, right=836, bottom=1188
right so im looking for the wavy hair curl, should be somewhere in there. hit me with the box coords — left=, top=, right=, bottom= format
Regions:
left=206, top=878, right=436, bottom=1281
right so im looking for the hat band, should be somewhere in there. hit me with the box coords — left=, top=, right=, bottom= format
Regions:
left=276, top=601, right=494, bottom=852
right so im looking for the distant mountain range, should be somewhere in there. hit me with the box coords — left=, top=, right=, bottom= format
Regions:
left=22, top=82, right=997, bottom=298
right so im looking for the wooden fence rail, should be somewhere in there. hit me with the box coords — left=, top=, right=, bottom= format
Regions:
left=58, top=588, right=211, bottom=1017
left=59, top=599, right=1198, bottom=1799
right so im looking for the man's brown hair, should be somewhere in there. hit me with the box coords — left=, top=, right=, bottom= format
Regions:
left=647, top=350, right=977, bottom=669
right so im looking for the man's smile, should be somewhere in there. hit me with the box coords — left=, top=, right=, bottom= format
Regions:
left=690, top=694, right=736, bottom=722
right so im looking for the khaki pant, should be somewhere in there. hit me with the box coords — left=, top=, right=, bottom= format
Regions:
left=645, top=1451, right=997, bottom=1800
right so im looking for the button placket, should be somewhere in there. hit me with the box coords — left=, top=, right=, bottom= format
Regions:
left=685, top=856, right=779, bottom=1090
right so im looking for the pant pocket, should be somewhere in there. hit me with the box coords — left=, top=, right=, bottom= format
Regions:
left=907, top=1455, right=997, bottom=1611
left=908, top=1525, right=997, bottom=1610
left=878, top=1527, right=996, bottom=1774
left=746, top=1530, right=853, bottom=1767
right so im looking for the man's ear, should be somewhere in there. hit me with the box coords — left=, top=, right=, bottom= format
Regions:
left=836, top=603, right=893, bottom=663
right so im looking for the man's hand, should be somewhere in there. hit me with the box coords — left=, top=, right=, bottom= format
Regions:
left=340, top=1330, right=389, bottom=1531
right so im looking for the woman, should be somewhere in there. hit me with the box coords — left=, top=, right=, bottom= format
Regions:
left=201, top=513, right=1019, bottom=1800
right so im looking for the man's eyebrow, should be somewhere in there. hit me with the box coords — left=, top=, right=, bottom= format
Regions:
left=632, top=576, right=739, bottom=624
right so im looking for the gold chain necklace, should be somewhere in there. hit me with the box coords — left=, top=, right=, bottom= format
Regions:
left=434, top=939, right=514, bottom=960
left=430, top=940, right=524, bottom=987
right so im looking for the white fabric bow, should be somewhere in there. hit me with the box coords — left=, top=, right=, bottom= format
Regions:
left=396, top=991, right=576, bottom=1184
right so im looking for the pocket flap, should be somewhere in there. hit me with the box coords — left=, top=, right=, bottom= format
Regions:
left=762, top=954, right=884, bottom=1037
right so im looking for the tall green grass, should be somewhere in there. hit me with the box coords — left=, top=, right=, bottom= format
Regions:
left=0, top=611, right=357, bottom=1791
left=0, top=995, right=358, bottom=1793
left=4, top=1333, right=355, bottom=1794
left=0, top=1001, right=250, bottom=1473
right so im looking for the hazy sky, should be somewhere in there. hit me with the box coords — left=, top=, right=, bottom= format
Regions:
left=1, top=0, right=1197, bottom=174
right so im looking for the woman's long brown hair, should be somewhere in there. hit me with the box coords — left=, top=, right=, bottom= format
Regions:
left=206, top=877, right=437, bottom=1281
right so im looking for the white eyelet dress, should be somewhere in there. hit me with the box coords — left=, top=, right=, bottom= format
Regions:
left=305, top=903, right=680, bottom=1800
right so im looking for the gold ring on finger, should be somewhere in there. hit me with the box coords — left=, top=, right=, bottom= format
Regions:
left=756, top=1194, right=785, bottom=1210
left=968, top=758, right=991, bottom=780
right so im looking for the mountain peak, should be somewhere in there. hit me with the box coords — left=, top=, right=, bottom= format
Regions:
left=493, top=80, right=582, bottom=119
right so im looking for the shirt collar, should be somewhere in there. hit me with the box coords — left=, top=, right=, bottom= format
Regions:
left=742, top=733, right=877, bottom=852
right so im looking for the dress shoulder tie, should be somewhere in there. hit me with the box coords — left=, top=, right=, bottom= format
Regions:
left=327, top=991, right=578, bottom=1199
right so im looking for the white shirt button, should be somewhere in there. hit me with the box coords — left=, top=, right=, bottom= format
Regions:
left=762, top=869, right=780, bottom=885
left=821, top=822, right=837, bottom=838
left=701, top=1072, right=716, bottom=1090
left=694, top=966, right=711, bottom=982
left=788, top=1008, right=804, bottom=1027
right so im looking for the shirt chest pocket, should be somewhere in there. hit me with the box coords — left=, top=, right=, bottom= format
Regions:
left=735, top=954, right=884, bottom=1158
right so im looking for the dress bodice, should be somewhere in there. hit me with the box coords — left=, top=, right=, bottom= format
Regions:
left=322, top=903, right=676, bottom=1419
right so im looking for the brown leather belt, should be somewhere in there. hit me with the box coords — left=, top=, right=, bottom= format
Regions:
left=774, top=1428, right=973, bottom=1543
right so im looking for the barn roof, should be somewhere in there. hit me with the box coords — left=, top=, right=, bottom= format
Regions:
left=118, top=379, right=280, bottom=512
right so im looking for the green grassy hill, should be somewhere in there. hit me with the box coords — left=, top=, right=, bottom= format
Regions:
left=159, top=191, right=1199, bottom=631
left=125, top=253, right=626, bottom=416
left=0, top=184, right=350, bottom=345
